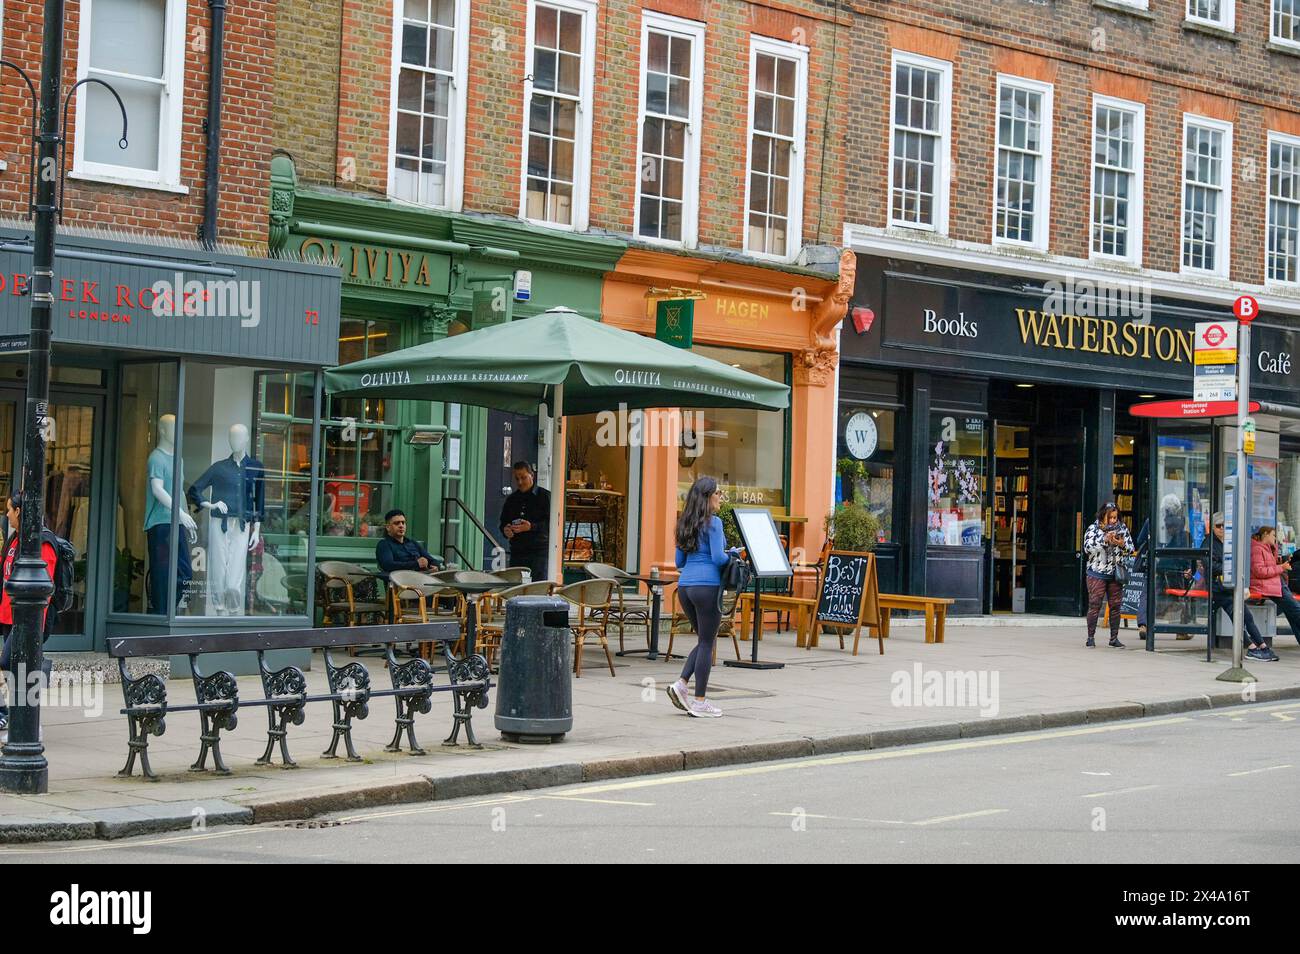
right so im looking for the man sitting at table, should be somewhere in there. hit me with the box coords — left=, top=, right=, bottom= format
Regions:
left=376, top=509, right=443, bottom=579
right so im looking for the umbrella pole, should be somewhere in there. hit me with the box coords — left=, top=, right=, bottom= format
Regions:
left=549, top=382, right=565, bottom=583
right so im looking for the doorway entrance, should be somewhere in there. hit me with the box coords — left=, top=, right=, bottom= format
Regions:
left=0, top=388, right=106, bottom=650
left=481, top=409, right=538, bottom=570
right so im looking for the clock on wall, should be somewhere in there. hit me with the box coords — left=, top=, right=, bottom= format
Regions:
left=844, top=412, right=878, bottom=460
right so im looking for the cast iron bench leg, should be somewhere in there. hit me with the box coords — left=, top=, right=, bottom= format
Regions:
left=322, top=651, right=370, bottom=762
left=443, top=653, right=490, bottom=749
left=255, top=652, right=308, bottom=768
left=117, top=660, right=167, bottom=781
left=385, top=646, right=432, bottom=756
left=189, top=656, right=238, bottom=775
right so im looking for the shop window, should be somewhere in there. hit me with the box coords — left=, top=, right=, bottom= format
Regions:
left=993, top=77, right=1052, bottom=250
left=1181, top=117, right=1232, bottom=277
left=73, top=0, right=187, bottom=189
left=1267, top=133, right=1300, bottom=285
left=113, top=362, right=178, bottom=616
left=835, top=406, right=894, bottom=542
left=179, top=364, right=307, bottom=618
left=889, top=51, right=951, bottom=233
left=322, top=319, right=401, bottom=539
left=1274, top=0, right=1300, bottom=47
left=522, top=0, right=596, bottom=228
left=928, top=414, right=985, bottom=547
left=1091, top=96, right=1144, bottom=264
left=254, top=371, right=317, bottom=542
left=1153, top=432, right=1212, bottom=629
left=637, top=14, right=703, bottom=246
left=745, top=36, right=807, bottom=258
left=1278, top=438, right=1300, bottom=558
left=677, top=345, right=787, bottom=512
left=1187, top=0, right=1233, bottom=30
left=391, top=0, right=468, bottom=209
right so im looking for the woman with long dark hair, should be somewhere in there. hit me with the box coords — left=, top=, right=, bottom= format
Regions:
left=1082, top=501, right=1133, bottom=648
left=667, top=476, right=733, bottom=718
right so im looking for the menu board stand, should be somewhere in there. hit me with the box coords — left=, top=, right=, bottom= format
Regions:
left=724, top=508, right=793, bottom=671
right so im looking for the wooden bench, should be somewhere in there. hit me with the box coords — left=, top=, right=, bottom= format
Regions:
left=876, top=594, right=954, bottom=644
left=107, top=622, right=488, bottom=780
left=736, top=593, right=817, bottom=647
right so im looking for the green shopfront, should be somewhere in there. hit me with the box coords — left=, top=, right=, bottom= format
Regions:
left=0, top=221, right=342, bottom=654
left=270, top=158, right=624, bottom=578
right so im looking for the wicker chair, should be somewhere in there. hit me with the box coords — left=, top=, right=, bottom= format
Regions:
left=583, top=562, right=651, bottom=652
left=556, top=579, right=617, bottom=677
left=477, top=580, right=556, bottom=670
left=388, top=570, right=442, bottom=623
left=493, top=567, right=533, bottom=586
left=664, top=587, right=743, bottom=664
left=317, top=561, right=387, bottom=627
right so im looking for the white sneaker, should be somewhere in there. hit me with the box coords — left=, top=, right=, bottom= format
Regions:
left=666, top=680, right=690, bottom=712
left=688, top=699, right=722, bottom=718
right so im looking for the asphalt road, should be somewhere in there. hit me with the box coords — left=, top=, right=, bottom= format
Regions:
left=7, top=702, right=1299, bottom=864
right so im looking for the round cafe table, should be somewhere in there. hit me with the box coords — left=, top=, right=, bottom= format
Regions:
left=614, top=573, right=672, bottom=661
left=433, top=573, right=511, bottom=658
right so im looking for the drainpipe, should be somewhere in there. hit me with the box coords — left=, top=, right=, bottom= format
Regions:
left=201, top=0, right=227, bottom=248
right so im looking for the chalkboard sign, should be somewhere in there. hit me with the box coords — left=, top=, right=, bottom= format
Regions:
left=816, top=551, right=881, bottom=630
left=1121, top=570, right=1147, bottom=623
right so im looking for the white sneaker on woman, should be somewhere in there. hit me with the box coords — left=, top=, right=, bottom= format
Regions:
left=666, top=679, right=690, bottom=712
left=688, top=699, right=722, bottom=718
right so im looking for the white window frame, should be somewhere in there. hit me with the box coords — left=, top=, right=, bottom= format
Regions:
left=633, top=12, right=704, bottom=249
left=742, top=34, right=808, bottom=262
left=72, top=0, right=188, bottom=192
left=518, top=0, right=598, bottom=231
left=1089, top=94, right=1145, bottom=267
left=1265, top=130, right=1300, bottom=288
left=1186, top=0, right=1235, bottom=30
left=1179, top=114, right=1233, bottom=279
left=991, top=75, right=1053, bottom=252
left=887, top=50, right=953, bottom=236
left=1273, top=0, right=1300, bottom=48
left=386, top=0, right=471, bottom=212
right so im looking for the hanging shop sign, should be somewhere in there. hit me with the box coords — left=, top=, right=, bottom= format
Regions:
left=655, top=298, right=694, bottom=349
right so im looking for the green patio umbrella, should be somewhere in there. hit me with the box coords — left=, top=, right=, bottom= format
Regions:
left=324, top=306, right=789, bottom=414
left=324, top=306, right=790, bottom=579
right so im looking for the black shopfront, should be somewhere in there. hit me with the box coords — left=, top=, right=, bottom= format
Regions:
left=839, top=255, right=1300, bottom=619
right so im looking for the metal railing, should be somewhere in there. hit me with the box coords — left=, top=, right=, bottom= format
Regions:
left=441, top=495, right=505, bottom=570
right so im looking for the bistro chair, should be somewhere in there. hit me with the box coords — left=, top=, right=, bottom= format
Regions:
left=583, top=562, right=651, bottom=652
left=493, top=566, right=533, bottom=586
left=477, top=580, right=556, bottom=671
left=256, top=551, right=294, bottom=615
left=389, top=570, right=442, bottom=624
left=556, top=579, right=617, bottom=677
left=317, top=561, right=387, bottom=627
left=665, top=587, right=743, bottom=664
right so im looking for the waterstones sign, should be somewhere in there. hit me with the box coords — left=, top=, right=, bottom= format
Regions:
left=861, top=268, right=1300, bottom=400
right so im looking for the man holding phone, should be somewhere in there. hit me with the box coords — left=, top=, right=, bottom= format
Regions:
left=499, top=461, right=551, bottom=582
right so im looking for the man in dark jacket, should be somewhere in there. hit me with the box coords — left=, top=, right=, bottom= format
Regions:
left=499, top=461, right=550, bottom=582
left=375, top=509, right=443, bottom=579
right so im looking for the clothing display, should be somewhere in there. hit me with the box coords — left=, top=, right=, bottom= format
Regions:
left=207, top=516, right=250, bottom=616
left=186, top=454, right=266, bottom=533
left=146, top=524, right=192, bottom=614
left=145, top=447, right=179, bottom=530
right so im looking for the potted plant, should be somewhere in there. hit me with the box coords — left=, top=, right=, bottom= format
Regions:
left=825, top=501, right=881, bottom=553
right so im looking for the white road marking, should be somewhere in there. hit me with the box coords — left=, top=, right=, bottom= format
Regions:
left=1270, top=712, right=1296, bottom=722
left=1226, top=764, right=1292, bottom=777
left=1081, top=785, right=1159, bottom=799
left=768, top=809, right=1007, bottom=827
left=1081, top=771, right=1112, bottom=776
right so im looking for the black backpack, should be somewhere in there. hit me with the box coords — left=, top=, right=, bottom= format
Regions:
left=721, top=553, right=753, bottom=594
left=41, top=529, right=76, bottom=615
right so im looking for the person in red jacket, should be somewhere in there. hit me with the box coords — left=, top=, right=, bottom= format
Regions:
left=1251, top=526, right=1300, bottom=649
left=0, top=492, right=58, bottom=730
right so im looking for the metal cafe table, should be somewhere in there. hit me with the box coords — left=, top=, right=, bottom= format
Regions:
left=436, top=571, right=513, bottom=657
left=613, top=570, right=674, bottom=661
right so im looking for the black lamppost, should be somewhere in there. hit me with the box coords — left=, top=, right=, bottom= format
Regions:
left=0, top=0, right=126, bottom=793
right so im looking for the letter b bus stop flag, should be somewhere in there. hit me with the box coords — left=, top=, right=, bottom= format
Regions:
left=1193, top=319, right=1238, bottom=402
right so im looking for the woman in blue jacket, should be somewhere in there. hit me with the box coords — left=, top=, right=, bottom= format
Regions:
left=667, top=476, right=734, bottom=718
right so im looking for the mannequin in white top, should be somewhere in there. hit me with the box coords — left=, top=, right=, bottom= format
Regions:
left=144, top=414, right=198, bottom=613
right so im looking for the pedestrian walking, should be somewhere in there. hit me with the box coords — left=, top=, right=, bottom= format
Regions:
left=666, top=476, right=735, bottom=718
left=1250, top=526, right=1298, bottom=651
left=1205, top=512, right=1273, bottom=661
left=0, top=493, right=58, bottom=732
left=1083, top=501, right=1133, bottom=648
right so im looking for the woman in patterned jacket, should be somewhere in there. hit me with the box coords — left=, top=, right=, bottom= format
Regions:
left=1083, top=501, right=1134, bottom=648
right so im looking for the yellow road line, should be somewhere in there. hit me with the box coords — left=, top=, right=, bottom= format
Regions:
left=540, top=795, right=655, bottom=807
left=1226, top=764, right=1292, bottom=777
left=0, top=824, right=299, bottom=856
left=1081, top=785, right=1159, bottom=799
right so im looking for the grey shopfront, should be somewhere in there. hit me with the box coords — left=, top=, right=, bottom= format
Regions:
left=0, top=224, right=341, bottom=654
left=840, top=255, right=1300, bottom=618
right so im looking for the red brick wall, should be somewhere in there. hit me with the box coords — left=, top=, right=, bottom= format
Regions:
left=0, top=0, right=274, bottom=247
left=289, top=0, right=850, bottom=252
left=847, top=1, right=1300, bottom=285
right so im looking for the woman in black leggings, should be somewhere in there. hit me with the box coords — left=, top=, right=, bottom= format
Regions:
left=666, top=477, right=733, bottom=718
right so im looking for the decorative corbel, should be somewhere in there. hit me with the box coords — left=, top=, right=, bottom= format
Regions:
left=796, top=248, right=855, bottom=386
left=268, top=153, right=297, bottom=254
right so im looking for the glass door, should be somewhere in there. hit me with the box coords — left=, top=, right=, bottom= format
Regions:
left=1148, top=426, right=1214, bottom=650
left=1027, top=428, right=1086, bottom=615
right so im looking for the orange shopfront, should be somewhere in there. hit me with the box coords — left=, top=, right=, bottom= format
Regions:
left=598, top=247, right=852, bottom=574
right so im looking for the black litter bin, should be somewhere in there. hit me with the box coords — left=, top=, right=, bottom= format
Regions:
left=494, top=595, right=573, bottom=743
